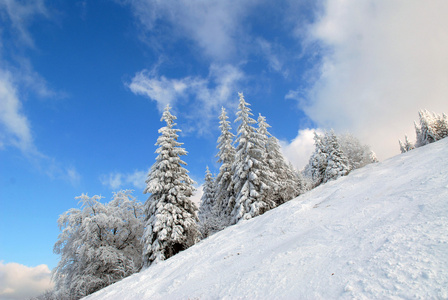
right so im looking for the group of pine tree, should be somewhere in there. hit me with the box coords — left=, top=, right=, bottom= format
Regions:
left=38, top=95, right=447, bottom=299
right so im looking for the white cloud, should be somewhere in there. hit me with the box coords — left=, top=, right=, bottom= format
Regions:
left=66, top=167, right=81, bottom=186
left=0, top=262, right=53, bottom=300
left=101, top=169, right=148, bottom=191
left=128, top=64, right=244, bottom=134
left=297, top=0, right=448, bottom=160
left=125, top=0, right=259, bottom=61
left=256, top=38, right=286, bottom=76
left=279, top=128, right=321, bottom=171
left=0, top=70, right=33, bottom=152
left=191, top=184, right=204, bottom=208
left=128, top=68, right=199, bottom=111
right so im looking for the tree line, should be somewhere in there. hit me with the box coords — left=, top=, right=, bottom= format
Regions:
left=40, top=94, right=448, bottom=300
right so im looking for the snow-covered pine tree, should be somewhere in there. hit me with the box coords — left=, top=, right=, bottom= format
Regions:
left=142, top=105, right=198, bottom=267
left=53, top=191, right=144, bottom=300
left=415, top=110, right=448, bottom=147
left=338, top=133, right=378, bottom=169
left=198, top=167, right=223, bottom=238
left=305, top=131, right=327, bottom=187
left=322, top=130, right=350, bottom=183
left=231, top=93, right=275, bottom=224
left=257, top=114, right=303, bottom=205
left=399, top=135, right=415, bottom=153
left=415, top=110, right=435, bottom=147
left=305, top=130, right=351, bottom=187
left=215, top=107, right=236, bottom=224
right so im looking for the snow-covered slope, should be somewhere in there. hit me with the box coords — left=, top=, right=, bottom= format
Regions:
left=86, top=138, right=448, bottom=299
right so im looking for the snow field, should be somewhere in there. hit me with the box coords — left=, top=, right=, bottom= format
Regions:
left=85, top=138, right=448, bottom=299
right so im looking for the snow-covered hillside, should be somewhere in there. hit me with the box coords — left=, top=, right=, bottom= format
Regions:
left=85, top=138, right=448, bottom=299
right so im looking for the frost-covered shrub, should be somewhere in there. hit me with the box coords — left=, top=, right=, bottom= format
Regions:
left=53, top=190, right=144, bottom=300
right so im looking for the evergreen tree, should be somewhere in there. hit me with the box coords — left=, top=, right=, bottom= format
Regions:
left=305, top=131, right=350, bottom=187
left=257, top=114, right=303, bottom=205
left=231, top=93, right=275, bottom=224
left=305, top=131, right=328, bottom=187
left=415, top=110, right=448, bottom=147
left=215, top=107, right=236, bottom=223
left=53, top=191, right=143, bottom=300
left=198, top=167, right=223, bottom=238
left=338, top=133, right=378, bottom=169
left=323, top=130, right=350, bottom=183
left=142, top=105, right=198, bottom=267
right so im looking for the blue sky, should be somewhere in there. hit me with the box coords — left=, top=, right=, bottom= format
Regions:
left=1, top=0, right=448, bottom=298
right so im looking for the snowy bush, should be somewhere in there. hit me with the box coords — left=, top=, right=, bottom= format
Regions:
left=53, top=190, right=144, bottom=300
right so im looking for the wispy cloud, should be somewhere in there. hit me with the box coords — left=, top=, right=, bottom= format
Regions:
left=0, top=70, right=34, bottom=152
left=0, top=0, right=48, bottom=47
left=124, top=0, right=260, bottom=62
left=294, top=0, right=448, bottom=159
left=128, top=64, right=244, bottom=134
left=0, top=261, right=53, bottom=300
left=0, top=1, right=78, bottom=184
left=100, top=169, right=148, bottom=191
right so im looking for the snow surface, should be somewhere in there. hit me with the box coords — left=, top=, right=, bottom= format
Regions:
left=85, top=138, right=448, bottom=299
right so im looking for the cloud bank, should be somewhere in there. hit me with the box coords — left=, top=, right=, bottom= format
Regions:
left=297, top=0, right=448, bottom=159
left=0, top=262, right=53, bottom=300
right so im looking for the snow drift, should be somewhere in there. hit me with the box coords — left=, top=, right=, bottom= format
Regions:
left=85, top=138, right=448, bottom=299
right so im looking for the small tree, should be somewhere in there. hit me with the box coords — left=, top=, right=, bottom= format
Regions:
left=198, top=167, right=223, bottom=238
left=399, top=135, right=415, bottom=153
left=142, top=105, right=198, bottom=267
left=53, top=190, right=143, bottom=300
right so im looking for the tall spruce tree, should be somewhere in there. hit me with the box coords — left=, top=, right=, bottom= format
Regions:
left=231, top=93, right=275, bottom=224
left=257, top=114, right=303, bottom=205
left=142, top=105, right=198, bottom=267
left=215, top=107, right=236, bottom=223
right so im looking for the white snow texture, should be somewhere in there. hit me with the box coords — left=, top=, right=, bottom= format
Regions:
left=85, top=138, right=448, bottom=299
